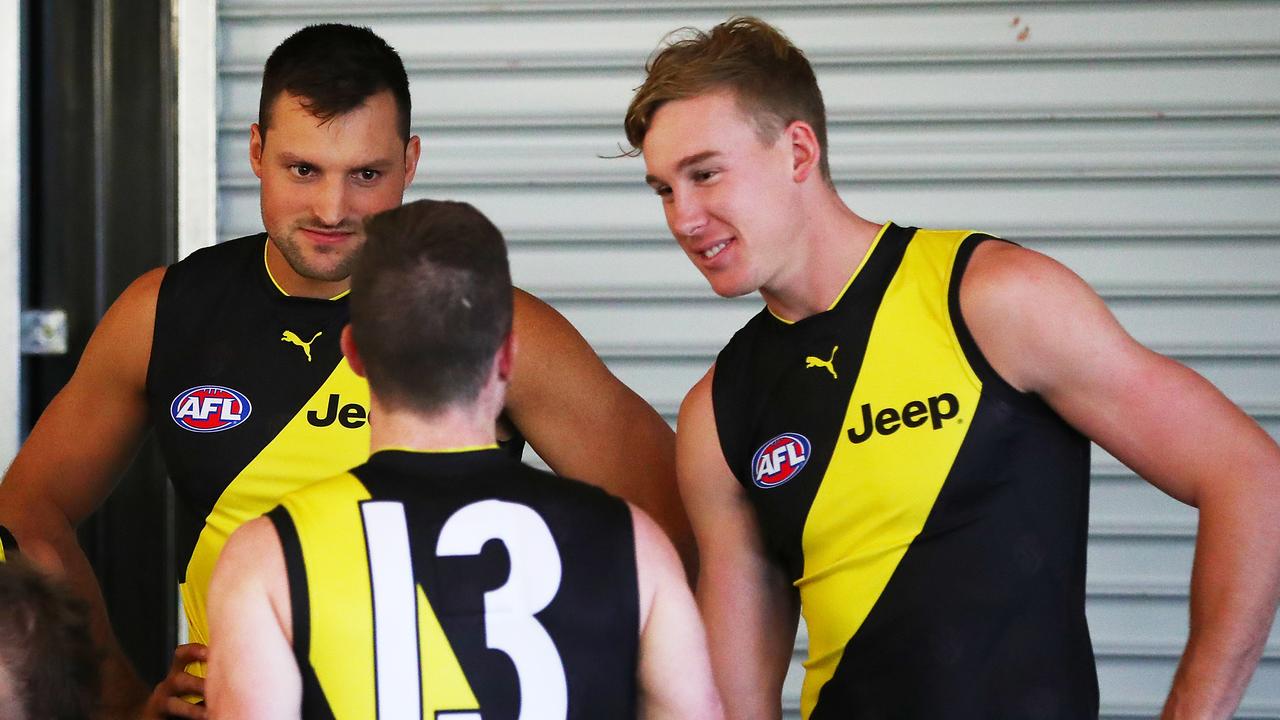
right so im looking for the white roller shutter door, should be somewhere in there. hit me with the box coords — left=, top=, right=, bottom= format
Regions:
left=213, top=2, right=1280, bottom=716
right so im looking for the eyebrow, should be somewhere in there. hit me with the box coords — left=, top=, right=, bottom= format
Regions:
left=276, top=151, right=394, bottom=170
left=645, top=150, right=721, bottom=186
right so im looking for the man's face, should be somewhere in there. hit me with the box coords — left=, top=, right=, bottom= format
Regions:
left=642, top=89, right=800, bottom=299
left=250, top=90, right=419, bottom=290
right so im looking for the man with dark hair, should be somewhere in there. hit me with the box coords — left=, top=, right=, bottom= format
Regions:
left=204, top=200, right=720, bottom=719
left=0, top=23, right=687, bottom=719
left=0, top=559, right=101, bottom=720
left=627, top=15, right=1280, bottom=720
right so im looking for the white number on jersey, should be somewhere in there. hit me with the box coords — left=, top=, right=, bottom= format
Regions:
left=360, top=499, right=568, bottom=720
left=438, top=499, right=568, bottom=720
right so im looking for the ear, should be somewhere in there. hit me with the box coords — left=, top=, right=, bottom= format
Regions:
left=786, top=120, right=821, bottom=184
left=249, top=123, right=265, bottom=179
left=340, top=324, right=367, bottom=378
left=403, top=135, right=422, bottom=188
left=495, top=328, right=517, bottom=383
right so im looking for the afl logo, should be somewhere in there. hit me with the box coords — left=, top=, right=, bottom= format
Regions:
left=170, top=386, right=252, bottom=433
left=751, top=433, right=811, bottom=489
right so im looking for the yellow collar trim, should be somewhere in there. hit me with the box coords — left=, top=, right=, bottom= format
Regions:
left=262, top=238, right=351, bottom=301
left=767, top=220, right=893, bottom=325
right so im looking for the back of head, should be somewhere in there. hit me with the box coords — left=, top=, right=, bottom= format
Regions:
left=625, top=16, right=831, bottom=182
left=0, top=561, right=100, bottom=720
left=353, top=200, right=512, bottom=415
left=259, top=23, right=412, bottom=143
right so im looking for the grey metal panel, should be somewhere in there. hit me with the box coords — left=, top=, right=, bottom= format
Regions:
left=217, top=1, right=1280, bottom=715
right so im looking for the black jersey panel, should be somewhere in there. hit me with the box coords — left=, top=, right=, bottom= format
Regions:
left=946, top=233, right=1066, bottom=421
left=811, top=393, right=1095, bottom=719
left=299, top=662, right=339, bottom=720
left=0, top=524, right=17, bottom=562
left=710, top=225, right=1097, bottom=718
left=147, top=235, right=354, bottom=543
left=351, top=450, right=640, bottom=719
left=711, top=223, right=914, bottom=578
left=268, top=505, right=311, bottom=666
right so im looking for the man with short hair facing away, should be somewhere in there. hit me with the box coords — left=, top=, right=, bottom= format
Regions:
left=626, top=16, right=1280, bottom=720
left=204, top=200, right=721, bottom=720
left=0, top=24, right=689, bottom=718
left=0, top=558, right=101, bottom=720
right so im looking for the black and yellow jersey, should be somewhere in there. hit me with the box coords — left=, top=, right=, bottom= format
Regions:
left=145, top=234, right=524, bottom=665
left=712, top=223, right=1097, bottom=719
left=0, top=524, right=16, bottom=563
left=268, top=448, right=639, bottom=719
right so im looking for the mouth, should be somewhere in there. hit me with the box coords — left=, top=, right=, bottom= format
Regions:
left=299, top=227, right=355, bottom=244
left=698, top=237, right=733, bottom=260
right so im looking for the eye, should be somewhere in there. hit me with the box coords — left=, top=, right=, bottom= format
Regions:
left=355, top=169, right=381, bottom=182
left=693, top=169, right=718, bottom=183
left=290, top=164, right=314, bottom=178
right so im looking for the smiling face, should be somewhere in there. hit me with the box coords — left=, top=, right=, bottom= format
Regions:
left=250, top=89, right=420, bottom=297
left=642, top=89, right=803, bottom=299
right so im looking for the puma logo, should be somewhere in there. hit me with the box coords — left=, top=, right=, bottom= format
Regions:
left=281, top=330, right=322, bottom=362
left=805, top=345, right=839, bottom=379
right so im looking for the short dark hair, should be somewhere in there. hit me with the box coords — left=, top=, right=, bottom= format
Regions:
left=625, top=16, right=830, bottom=182
left=259, top=24, right=412, bottom=143
left=353, top=200, right=513, bottom=414
left=0, top=560, right=100, bottom=720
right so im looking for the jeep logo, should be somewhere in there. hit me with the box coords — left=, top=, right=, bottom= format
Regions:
left=846, top=393, right=960, bottom=444
left=307, top=393, right=368, bottom=429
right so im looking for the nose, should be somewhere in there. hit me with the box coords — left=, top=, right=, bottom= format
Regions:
left=312, top=176, right=348, bottom=227
left=669, top=193, right=707, bottom=239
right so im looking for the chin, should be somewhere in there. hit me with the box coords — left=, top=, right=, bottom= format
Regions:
left=705, top=276, right=758, bottom=299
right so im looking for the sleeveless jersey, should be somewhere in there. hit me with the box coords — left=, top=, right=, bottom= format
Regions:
left=712, top=223, right=1097, bottom=719
left=145, top=234, right=524, bottom=660
left=268, top=448, right=639, bottom=720
left=0, top=524, right=16, bottom=563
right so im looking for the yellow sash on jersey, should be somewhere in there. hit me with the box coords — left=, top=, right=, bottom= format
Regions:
left=797, top=230, right=982, bottom=718
left=281, top=473, right=479, bottom=717
left=180, top=359, right=370, bottom=678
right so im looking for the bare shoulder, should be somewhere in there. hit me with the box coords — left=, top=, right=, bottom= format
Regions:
left=512, top=286, right=577, bottom=338
left=960, top=240, right=1091, bottom=311
left=677, top=366, right=726, bottom=465
left=212, top=515, right=291, bottom=638
left=91, top=267, right=167, bottom=358
left=628, top=502, right=685, bottom=625
left=216, top=516, right=282, bottom=580
left=630, top=502, right=682, bottom=574
left=679, top=366, right=715, bottom=421
left=959, top=241, right=1115, bottom=393
left=127, top=265, right=168, bottom=298
left=105, top=266, right=167, bottom=326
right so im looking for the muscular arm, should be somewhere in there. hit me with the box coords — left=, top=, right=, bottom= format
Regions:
left=678, top=371, right=798, bottom=719
left=206, top=516, right=300, bottom=719
left=962, top=242, right=1280, bottom=719
left=631, top=503, right=723, bottom=719
left=0, top=268, right=167, bottom=716
left=504, top=288, right=693, bottom=570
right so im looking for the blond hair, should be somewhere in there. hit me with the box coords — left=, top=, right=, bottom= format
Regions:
left=624, top=16, right=830, bottom=182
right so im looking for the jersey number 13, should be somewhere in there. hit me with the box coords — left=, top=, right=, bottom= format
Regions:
left=360, top=499, right=568, bottom=720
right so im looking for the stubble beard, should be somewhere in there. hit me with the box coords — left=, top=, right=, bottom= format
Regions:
left=271, top=221, right=362, bottom=282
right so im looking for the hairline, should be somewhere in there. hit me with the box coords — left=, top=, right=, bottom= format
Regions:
left=258, top=87, right=412, bottom=146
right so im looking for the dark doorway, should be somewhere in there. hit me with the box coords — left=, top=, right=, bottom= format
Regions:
left=24, top=0, right=177, bottom=684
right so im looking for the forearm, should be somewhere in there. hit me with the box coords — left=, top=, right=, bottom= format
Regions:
left=698, top=557, right=796, bottom=719
left=611, top=403, right=694, bottom=573
left=1162, top=466, right=1280, bottom=719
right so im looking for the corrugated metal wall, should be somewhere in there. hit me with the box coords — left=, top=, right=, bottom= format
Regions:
left=216, top=2, right=1280, bottom=716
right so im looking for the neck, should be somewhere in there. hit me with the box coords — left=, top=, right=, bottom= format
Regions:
left=367, top=395, right=499, bottom=454
left=760, top=190, right=883, bottom=322
left=264, top=239, right=351, bottom=299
